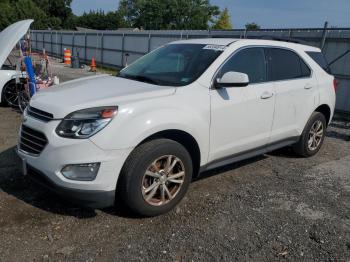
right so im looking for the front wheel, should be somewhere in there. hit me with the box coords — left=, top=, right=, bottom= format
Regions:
left=293, top=112, right=327, bottom=157
left=119, top=139, right=193, bottom=217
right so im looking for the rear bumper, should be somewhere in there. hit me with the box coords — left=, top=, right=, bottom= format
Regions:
left=26, top=164, right=115, bottom=209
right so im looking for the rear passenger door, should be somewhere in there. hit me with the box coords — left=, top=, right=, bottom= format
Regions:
left=266, top=48, right=318, bottom=144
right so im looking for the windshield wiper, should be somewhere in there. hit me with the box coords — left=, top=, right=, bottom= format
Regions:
left=119, top=74, right=159, bottom=85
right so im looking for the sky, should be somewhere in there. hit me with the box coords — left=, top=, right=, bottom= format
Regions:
left=71, top=0, right=350, bottom=29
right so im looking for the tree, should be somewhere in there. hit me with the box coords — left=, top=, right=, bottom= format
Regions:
left=0, top=0, right=16, bottom=29
left=13, top=0, right=51, bottom=29
left=0, top=0, right=76, bottom=30
left=76, top=10, right=125, bottom=30
left=212, top=7, right=232, bottom=30
left=245, top=22, right=260, bottom=30
left=31, top=0, right=75, bottom=29
left=1, top=0, right=220, bottom=31
left=118, top=0, right=220, bottom=30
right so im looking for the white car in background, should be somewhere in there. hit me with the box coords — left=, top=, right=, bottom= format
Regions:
left=0, top=20, right=32, bottom=106
left=17, top=35, right=336, bottom=216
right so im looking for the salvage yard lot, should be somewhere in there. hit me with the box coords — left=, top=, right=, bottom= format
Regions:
left=0, top=71, right=350, bottom=261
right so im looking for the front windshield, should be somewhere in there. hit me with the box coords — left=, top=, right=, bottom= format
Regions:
left=118, top=44, right=224, bottom=86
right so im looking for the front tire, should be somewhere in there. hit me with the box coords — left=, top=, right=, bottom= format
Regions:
left=293, top=112, right=327, bottom=157
left=119, top=139, right=193, bottom=217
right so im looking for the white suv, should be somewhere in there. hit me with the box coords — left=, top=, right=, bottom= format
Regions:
left=17, top=38, right=336, bottom=216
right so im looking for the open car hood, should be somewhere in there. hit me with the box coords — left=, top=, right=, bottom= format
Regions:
left=0, top=20, right=33, bottom=68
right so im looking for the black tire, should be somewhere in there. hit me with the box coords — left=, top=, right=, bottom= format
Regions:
left=293, top=112, right=327, bottom=157
left=1, top=80, right=18, bottom=106
left=118, top=139, right=193, bottom=217
left=18, top=90, right=30, bottom=113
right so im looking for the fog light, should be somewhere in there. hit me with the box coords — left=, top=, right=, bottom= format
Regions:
left=61, top=163, right=100, bottom=181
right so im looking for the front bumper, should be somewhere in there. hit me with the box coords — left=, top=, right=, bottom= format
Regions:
left=26, top=164, right=115, bottom=208
left=17, top=115, right=133, bottom=209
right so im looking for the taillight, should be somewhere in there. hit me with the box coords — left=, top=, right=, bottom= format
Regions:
left=333, top=79, right=338, bottom=92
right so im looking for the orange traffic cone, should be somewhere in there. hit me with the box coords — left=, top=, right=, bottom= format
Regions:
left=90, top=57, right=96, bottom=72
left=64, top=49, right=72, bottom=66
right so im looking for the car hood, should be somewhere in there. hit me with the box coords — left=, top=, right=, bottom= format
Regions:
left=0, top=20, right=33, bottom=68
left=30, top=75, right=176, bottom=118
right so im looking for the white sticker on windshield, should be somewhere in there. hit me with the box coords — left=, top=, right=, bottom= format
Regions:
left=203, top=45, right=227, bottom=51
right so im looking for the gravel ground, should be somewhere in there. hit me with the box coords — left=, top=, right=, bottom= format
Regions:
left=0, top=68, right=350, bottom=261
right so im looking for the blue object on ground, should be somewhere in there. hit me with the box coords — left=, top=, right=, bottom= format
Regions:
left=24, top=56, right=36, bottom=96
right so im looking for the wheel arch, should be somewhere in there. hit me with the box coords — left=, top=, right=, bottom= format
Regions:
left=315, top=104, right=331, bottom=126
left=135, top=129, right=201, bottom=179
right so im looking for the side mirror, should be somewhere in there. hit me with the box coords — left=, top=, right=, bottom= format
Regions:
left=215, top=72, right=249, bottom=89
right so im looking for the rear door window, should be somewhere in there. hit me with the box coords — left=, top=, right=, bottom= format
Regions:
left=268, top=48, right=311, bottom=81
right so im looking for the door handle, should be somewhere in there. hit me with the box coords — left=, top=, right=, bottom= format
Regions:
left=304, top=84, right=313, bottom=90
left=260, top=92, right=274, bottom=99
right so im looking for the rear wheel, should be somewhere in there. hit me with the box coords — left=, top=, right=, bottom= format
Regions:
left=293, top=112, right=327, bottom=157
left=119, top=139, right=193, bottom=216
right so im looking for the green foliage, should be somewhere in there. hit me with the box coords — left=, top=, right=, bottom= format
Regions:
left=76, top=10, right=125, bottom=30
left=0, top=0, right=221, bottom=30
left=212, top=7, right=232, bottom=30
left=0, top=0, right=16, bottom=29
left=245, top=22, right=261, bottom=30
left=13, top=0, right=50, bottom=29
left=118, top=0, right=220, bottom=30
left=0, top=0, right=74, bottom=30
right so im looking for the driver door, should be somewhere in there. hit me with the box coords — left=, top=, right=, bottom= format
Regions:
left=209, top=47, right=275, bottom=162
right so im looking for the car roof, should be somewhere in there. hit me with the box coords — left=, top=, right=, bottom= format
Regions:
left=170, top=38, right=320, bottom=52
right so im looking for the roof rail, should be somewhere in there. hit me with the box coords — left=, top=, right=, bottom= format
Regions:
left=211, top=35, right=311, bottom=46
left=248, top=35, right=310, bottom=45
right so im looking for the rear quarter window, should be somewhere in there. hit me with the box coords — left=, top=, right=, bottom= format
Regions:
left=306, top=51, right=331, bottom=74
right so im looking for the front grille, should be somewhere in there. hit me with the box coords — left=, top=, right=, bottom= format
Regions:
left=19, top=125, right=48, bottom=156
left=27, top=106, right=54, bottom=122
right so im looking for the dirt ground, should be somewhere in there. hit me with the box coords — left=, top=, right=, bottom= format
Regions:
left=0, top=68, right=350, bottom=261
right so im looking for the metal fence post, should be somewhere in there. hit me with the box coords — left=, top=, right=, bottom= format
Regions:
left=101, top=33, right=104, bottom=66
left=35, top=31, right=38, bottom=51
left=84, top=33, right=87, bottom=64
left=50, top=31, right=53, bottom=55
left=60, top=32, right=63, bottom=60
left=147, top=33, right=151, bottom=52
left=320, top=21, right=329, bottom=51
left=121, top=33, right=125, bottom=67
left=42, top=32, right=45, bottom=52
left=72, top=32, right=75, bottom=56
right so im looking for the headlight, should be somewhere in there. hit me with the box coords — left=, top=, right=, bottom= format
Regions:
left=56, top=107, right=118, bottom=139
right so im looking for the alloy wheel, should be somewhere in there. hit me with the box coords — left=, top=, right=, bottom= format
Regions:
left=4, top=82, right=19, bottom=106
left=308, top=120, right=324, bottom=151
left=142, top=155, right=185, bottom=206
